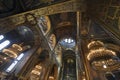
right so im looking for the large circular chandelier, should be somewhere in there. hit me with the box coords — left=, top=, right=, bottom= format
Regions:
left=87, top=40, right=120, bottom=71
left=87, top=40, right=104, bottom=50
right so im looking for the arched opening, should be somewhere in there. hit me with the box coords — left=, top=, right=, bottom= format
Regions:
left=62, top=50, right=77, bottom=80
left=59, top=38, right=76, bottom=49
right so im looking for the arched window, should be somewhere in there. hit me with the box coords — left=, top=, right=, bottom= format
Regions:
left=60, top=38, right=75, bottom=49
left=6, top=53, right=24, bottom=72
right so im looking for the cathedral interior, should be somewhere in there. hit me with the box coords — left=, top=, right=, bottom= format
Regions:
left=0, top=0, right=120, bottom=80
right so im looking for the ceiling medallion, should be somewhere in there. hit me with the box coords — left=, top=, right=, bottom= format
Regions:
left=87, top=40, right=120, bottom=72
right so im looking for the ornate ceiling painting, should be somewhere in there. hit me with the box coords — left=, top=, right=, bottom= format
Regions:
left=49, top=12, right=77, bottom=41
left=0, top=0, right=120, bottom=80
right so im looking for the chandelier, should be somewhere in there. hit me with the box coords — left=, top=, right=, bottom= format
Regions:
left=87, top=40, right=120, bottom=71
left=87, top=40, right=104, bottom=50
left=2, top=44, right=23, bottom=58
left=31, top=64, right=42, bottom=75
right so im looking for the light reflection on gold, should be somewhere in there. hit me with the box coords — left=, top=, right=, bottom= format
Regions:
left=35, top=65, right=42, bottom=70
left=87, top=40, right=104, bottom=49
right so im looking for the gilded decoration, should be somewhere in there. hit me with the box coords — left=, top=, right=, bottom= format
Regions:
left=38, top=16, right=51, bottom=35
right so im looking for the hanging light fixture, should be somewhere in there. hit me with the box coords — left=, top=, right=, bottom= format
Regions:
left=31, top=70, right=41, bottom=75
left=2, top=44, right=23, bottom=58
left=87, top=40, right=104, bottom=50
left=31, top=64, right=42, bottom=76
left=12, top=44, right=23, bottom=51
left=87, top=40, right=120, bottom=71
left=87, top=48, right=116, bottom=61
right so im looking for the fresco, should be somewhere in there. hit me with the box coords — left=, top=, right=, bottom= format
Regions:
left=38, top=16, right=51, bottom=35
left=48, top=34, right=56, bottom=50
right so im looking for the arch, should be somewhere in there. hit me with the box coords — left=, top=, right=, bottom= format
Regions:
left=62, top=50, right=77, bottom=80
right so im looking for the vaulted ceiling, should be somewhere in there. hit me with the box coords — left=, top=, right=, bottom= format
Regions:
left=0, top=0, right=119, bottom=61
left=0, top=0, right=120, bottom=80
left=49, top=12, right=77, bottom=40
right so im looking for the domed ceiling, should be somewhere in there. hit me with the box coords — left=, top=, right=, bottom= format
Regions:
left=49, top=12, right=77, bottom=41
left=0, top=0, right=119, bottom=80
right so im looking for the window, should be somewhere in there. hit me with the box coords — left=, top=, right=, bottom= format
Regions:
left=0, top=35, right=4, bottom=40
left=60, top=38, right=75, bottom=48
left=6, top=53, right=24, bottom=72
left=0, top=40, right=10, bottom=50
left=6, top=61, right=18, bottom=72
left=16, top=53, right=24, bottom=60
left=64, top=38, right=74, bottom=43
